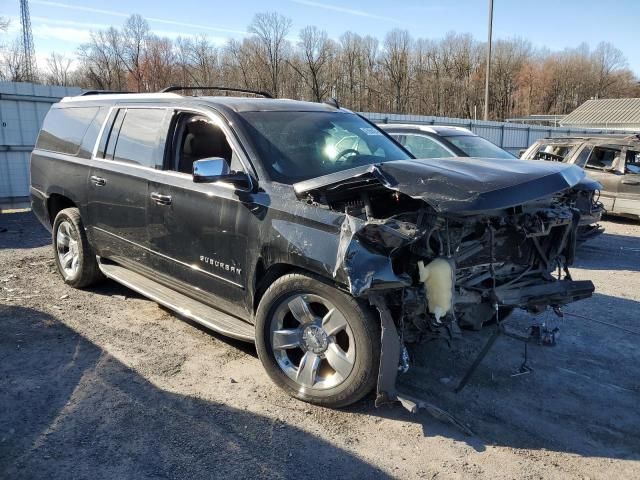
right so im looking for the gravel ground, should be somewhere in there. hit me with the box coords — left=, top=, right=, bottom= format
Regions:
left=1, top=211, right=639, bottom=479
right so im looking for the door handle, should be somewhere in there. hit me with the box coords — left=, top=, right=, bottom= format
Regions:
left=622, top=179, right=640, bottom=185
left=150, top=192, right=172, bottom=206
left=90, top=175, right=106, bottom=186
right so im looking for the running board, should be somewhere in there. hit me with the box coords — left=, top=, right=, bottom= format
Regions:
left=98, top=262, right=255, bottom=342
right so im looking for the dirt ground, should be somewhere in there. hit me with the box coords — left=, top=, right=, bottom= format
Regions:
left=1, top=211, right=639, bottom=479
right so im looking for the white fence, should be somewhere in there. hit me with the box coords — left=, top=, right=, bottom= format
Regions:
left=0, top=82, right=81, bottom=201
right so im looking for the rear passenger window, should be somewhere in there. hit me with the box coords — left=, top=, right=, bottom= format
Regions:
left=36, top=107, right=100, bottom=156
left=112, top=109, right=165, bottom=168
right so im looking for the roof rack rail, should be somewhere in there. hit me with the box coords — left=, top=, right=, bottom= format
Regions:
left=160, top=85, right=273, bottom=99
left=80, top=90, right=132, bottom=96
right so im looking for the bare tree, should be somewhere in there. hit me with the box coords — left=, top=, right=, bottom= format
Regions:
left=0, top=40, right=26, bottom=81
left=120, top=14, right=150, bottom=91
left=381, top=29, right=412, bottom=113
left=143, top=35, right=176, bottom=91
left=248, top=12, right=292, bottom=97
left=0, top=16, right=9, bottom=32
left=77, top=27, right=127, bottom=90
left=592, top=42, right=627, bottom=98
left=293, top=26, right=334, bottom=101
left=45, top=52, right=73, bottom=85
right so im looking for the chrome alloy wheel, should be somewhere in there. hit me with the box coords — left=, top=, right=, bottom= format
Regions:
left=56, top=220, right=80, bottom=278
left=270, top=293, right=355, bottom=390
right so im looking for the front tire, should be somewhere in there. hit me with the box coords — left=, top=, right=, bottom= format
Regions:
left=255, top=273, right=380, bottom=408
left=52, top=207, right=103, bottom=288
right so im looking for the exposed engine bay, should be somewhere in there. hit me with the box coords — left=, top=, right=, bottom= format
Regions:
left=294, top=159, right=596, bottom=409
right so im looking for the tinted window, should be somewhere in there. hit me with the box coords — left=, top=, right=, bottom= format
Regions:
left=79, top=107, right=108, bottom=158
left=36, top=107, right=100, bottom=155
left=112, top=109, right=165, bottom=167
left=396, top=134, right=453, bottom=158
left=446, top=135, right=516, bottom=159
left=237, top=111, right=410, bottom=183
left=586, top=147, right=619, bottom=171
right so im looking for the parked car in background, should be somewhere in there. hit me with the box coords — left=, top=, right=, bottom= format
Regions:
left=380, top=124, right=604, bottom=240
left=521, top=135, right=640, bottom=220
left=379, top=124, right=517, bottom=159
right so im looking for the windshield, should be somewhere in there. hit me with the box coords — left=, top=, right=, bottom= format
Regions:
left=445, top=135, right=516, bottom=159
left=237, top=111, right=411, bottom=183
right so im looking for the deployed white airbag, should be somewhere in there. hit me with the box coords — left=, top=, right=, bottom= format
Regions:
left=418, top=258, right=454, bottom=322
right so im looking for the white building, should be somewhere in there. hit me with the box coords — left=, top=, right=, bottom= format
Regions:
left=560, top=98, right=640, bottom=132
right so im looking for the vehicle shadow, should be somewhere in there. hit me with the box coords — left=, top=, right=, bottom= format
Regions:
left=0, top=211, right=50, bottom=250
left=350, top=291, right=640, bottom=461
left=0, top=305, right=389, bottom=480
left=601, top=214, right=639, bottom=226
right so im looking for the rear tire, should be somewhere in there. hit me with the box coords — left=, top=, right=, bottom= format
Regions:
left=52, top=207, right=103, bottom=288
left=255, top=273, right=380, bottom=408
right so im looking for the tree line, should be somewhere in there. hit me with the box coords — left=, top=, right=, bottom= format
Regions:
left=2, top=12, right=639, bottom=120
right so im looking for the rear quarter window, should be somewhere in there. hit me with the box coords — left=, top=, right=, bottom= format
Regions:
left=35, top=106, right=101, bottom=156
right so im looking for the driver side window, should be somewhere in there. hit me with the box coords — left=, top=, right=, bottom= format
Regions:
left=168, top=113, right=242, bottom=174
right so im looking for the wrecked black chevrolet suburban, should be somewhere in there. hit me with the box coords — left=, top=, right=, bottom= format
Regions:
left=31, top=87, right=595, bottom=408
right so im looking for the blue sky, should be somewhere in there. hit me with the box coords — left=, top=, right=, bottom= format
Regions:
left=2, top=0, right=640, bottom=75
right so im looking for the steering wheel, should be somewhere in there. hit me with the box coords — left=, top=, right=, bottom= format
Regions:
left=334, top=148, right=360, bottom=163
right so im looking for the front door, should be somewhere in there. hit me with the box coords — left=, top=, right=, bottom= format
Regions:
left=87, top=107, right=168, bottom=270
left=146, top=110, right=252, bottom=317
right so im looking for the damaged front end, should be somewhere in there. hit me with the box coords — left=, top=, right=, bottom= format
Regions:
left=295, top=158, right=595, bottom=409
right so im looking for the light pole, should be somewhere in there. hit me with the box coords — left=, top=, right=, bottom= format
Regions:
left=483, top=0, right=494, bottom=121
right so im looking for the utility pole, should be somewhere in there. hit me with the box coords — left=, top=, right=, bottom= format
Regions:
left=19, top=0, right=37, bottom=82
left=483, top=0, right=494, bottom=121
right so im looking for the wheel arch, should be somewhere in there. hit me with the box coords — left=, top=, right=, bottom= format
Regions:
left=47, top=193, right=77, bottom=226
left=252, top=260, right=349, bottom=314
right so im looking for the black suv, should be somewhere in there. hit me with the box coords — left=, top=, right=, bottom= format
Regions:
left=31, top=88, right=594, bottom=409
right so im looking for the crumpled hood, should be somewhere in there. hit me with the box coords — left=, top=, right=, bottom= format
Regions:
left=294, top=157, right=586, bottom=214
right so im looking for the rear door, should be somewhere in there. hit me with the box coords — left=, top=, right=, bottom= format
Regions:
left=87, top=106, right=168, bottom=270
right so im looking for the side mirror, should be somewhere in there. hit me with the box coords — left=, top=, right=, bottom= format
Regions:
left=192, top=158, right=250, bottom=188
